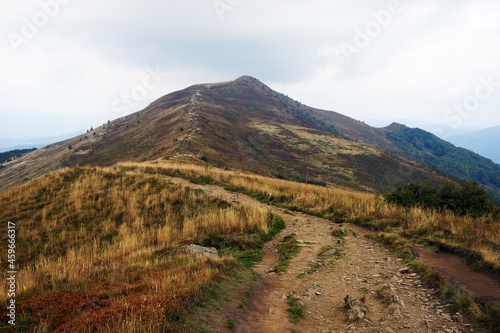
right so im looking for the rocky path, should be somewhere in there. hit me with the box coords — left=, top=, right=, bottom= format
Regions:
left=170, top=178, right=471, bottom=333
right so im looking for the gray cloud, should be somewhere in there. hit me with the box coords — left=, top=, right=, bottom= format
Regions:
left=1, top=0, right=499, bottom=140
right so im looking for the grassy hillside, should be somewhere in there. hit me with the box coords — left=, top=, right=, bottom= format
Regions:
left=0, top=161, right=498, bottom=331
left=122, top=161, right=500, bottom=272
left=0, top=166, right=280, bottom=332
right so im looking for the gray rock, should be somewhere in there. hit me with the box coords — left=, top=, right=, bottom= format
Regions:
left=323, top=249, right=337, bottom=256
left=392, top=294, right=405, bottom=307
left=344, top=295, right=368, bottom=322
left=184, top=244, right=218, bottom=257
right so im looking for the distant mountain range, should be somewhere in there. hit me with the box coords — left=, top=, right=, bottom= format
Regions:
left=1, top=76, right=499, bottom=203
left=0, top=131, right=83, bottom=153
left=447, top=126, right=500, bottom=165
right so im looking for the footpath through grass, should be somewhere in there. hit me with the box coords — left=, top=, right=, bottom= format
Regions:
left=120, top=161, right=500, bottom=332
left=0, top=166, right=286, bottom=332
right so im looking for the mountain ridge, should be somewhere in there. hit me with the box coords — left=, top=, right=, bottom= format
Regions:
left=1, top=76, right=499, bottom=203
left=447, top=126, right=500, bottom=165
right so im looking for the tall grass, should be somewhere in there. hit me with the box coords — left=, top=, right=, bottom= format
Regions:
left=0, top=166, right=273, bottom=331
left=125, top=161, right=500, bottom=330
left=123, top=161, right=499, bottom=271
left=1, top=161, right=498, bottom=331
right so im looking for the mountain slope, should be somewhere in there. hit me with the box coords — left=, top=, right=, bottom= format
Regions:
left=447, top=126, right=500, bottom=164
left=377, top=124, right=500, bottom=204
left=1, top=76, right=498, bottom=203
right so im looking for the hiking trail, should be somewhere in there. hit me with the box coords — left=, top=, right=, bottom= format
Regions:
left=170, top=177, right=489, bottom=333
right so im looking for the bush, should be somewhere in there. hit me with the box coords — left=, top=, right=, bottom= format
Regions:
left=385, top=181, right=495, bottom=217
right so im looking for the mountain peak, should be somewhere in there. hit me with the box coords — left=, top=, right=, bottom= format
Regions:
left=233, top=75, right=269, bottom=89
left=385, top=122, right=408, bottom=132
left=234, top=75, right=260, bottom=83
left=2, top=76, right=500, bottom=204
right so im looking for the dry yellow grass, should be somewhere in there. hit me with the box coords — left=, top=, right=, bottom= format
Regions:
left=0, top=165, right=273, bottom=331
left=123, top=160, right=499, bottom=270
left=0, top=160, right=498, bottom=331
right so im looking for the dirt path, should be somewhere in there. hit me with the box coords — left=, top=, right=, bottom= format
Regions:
left=170, top=178, right=473, bottom=332
left=348, top=224, right=500, bottom=301
left=412, top=245, right=500, bottom=301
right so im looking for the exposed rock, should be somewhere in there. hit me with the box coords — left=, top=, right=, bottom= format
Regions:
left=340, top=226, right=348, bottom=235
left=183, top=244, right=218, bottom=257
left=391, top=294, right=405, bottom=307
left=399, top=267, right=410, bottom=274
left=323, top=249, right=337, bottom=256
left=343, top=295, right=368, bottom=322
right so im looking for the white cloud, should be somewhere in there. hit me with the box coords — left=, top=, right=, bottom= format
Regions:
left=1, top=0, right=499, bottom=140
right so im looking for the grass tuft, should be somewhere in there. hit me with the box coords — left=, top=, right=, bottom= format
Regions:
left=225, top=318, right=236, bottom=329
left=273, top=234, right=301, bottom=273
left=287, top=297, right=305, bottom=323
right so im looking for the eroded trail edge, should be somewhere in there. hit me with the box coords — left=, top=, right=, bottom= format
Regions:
left=170, top=177, right=471, bottom=333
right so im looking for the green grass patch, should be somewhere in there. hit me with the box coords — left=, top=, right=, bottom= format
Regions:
left=273, top=234, right=301, bottom=273
left=225, top=318, right=236, bottom=329
left=287, top=297, right=305, bottom=323
left=265, top=214, right=286, bottom=240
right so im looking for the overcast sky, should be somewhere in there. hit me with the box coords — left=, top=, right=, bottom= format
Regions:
left=2, top=0, right=500, bottom=143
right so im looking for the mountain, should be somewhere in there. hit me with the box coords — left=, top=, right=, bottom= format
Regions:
left=447, top=126, right=500, bottom=165
left=366, top=119, right=481, bottom=139
left=377, top=124, right=500, bottom=203
left=1, top=75, right=499, bottom=203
